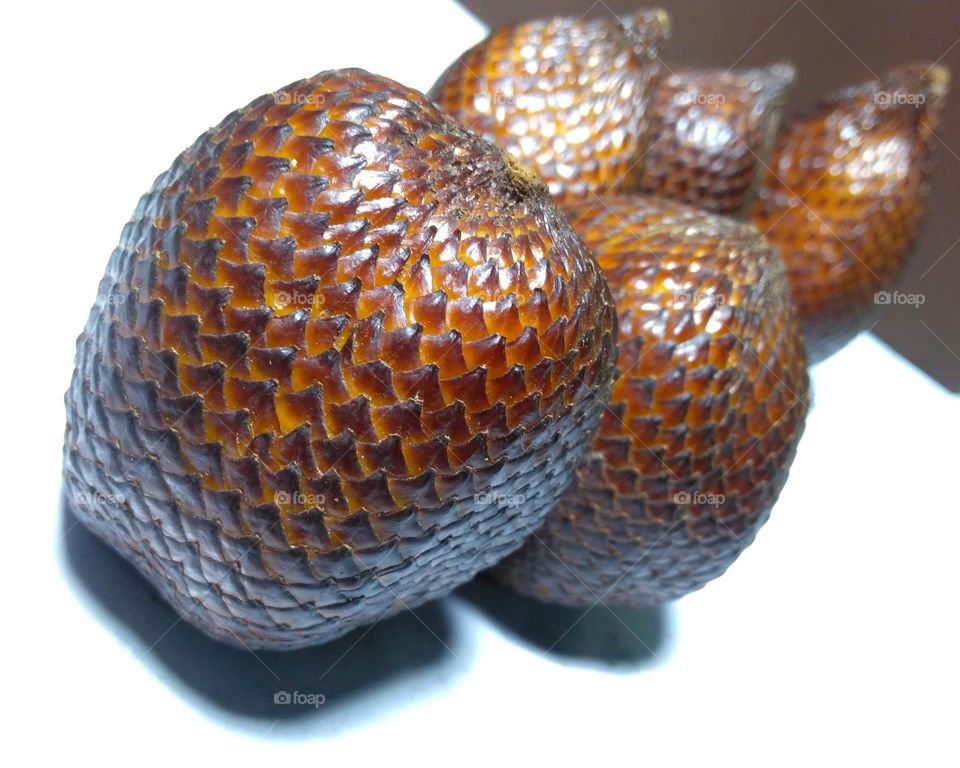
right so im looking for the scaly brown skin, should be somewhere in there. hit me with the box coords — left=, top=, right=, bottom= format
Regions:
left=429, top=9, right=670, bottom=204
left=63, top=69, right=618, bottom=650
left=641, top=64, right=795, bottom=215
left=750, top=64, right=949, bottom=362
left=491, top=196, right=809, bottom=608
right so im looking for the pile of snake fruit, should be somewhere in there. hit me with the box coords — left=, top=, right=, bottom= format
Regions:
left=64, top=8, right=948, bottom=649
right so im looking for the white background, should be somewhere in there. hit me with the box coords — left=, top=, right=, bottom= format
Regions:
left=2, top=1, right=958, bottom=765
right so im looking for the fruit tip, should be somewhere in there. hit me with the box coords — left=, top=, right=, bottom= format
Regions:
left=652, top=7, right=671, bottom=34
left=502, top=151, right=548, bottom=197
left=622, top=7, right=672, bottom=48
left=926, top=63, right=951, bottom=102
left=744, top=61, right=797, bottom=104
left=770, top=61, right=798, bottom=86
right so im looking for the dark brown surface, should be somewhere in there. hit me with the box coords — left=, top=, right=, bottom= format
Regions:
left=751, top=64, right=947, bottom=361
left=430, top=9, right=669, bottom=203
left=62, top=69, right=618, bottom=650
left=492, top=195, right=809, bottom=607
left=458, top=0, right=960, bottom=390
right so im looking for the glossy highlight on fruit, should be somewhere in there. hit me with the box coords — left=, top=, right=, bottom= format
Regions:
left=750, top=63, right=949, bottom=362
left=641, top=64, right=795, bottom=214
left=430, top=9, right=670, bottom=204
left=492, top=195, right=809, bottom=608
left=63, top=69, right=618, bottom=650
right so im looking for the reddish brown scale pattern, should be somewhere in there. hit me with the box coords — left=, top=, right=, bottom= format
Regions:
left=750, top=64, right=949, bottom=362
left=641, top=64, right=795, bottom=214
left=492, top=195, right=809, bottom=607
left=63, top=69, right=617, bottom=649
left=429, top=9, right=670, bottom=204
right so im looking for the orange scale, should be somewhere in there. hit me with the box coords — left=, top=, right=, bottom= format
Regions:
left=346, top=313, right=385, bottom=364
left=339, top=473, right=397, bottom=516
left=224, top=378, right=281, bottom=435
left=505, top=391, right=543, bottom=431
left=356, top=435, right=409, bottom=477
left=327, top=397, right=377, bottom=443
left=448, top=434, right=490, bottom=471
left=410, top=291, right=447, bottom=335
left=292, top=351, right=350, bottom=402
left=199, top=332, right=248, bottom=371
left=538, top=316, right=568, bottom=362
left=371, top=400, right=424, bottom=442
left=304, top=315, right=349, bottom=356
left=181, top=363, right=226, bottom=410
left=484, top=294, right=523, bottom=340
left=379, top=326, right=423, bottom=372
left=387, top=472, right=442, bottom=512
left=343, top=360, right=398, bottom=406
left=218, top=261, right=265, bottom=307
left=264, top=310, right=308, bottom=351
left=273, top=170, right=330, bottom=222
left=247, top=347, right=295, bottom=387
left=277, top=386, right=326, bottom=438
left=420, top=331, right=468, bottom=378
left=204, top=409, right=252, bottom=456
left=373, top=244, right=412, bottom=286
left=187, top=284, right=230, bottom=333
left=486, top=364, right=527, bottom=408
left=401, top=436, right=452, bottom=476
left=435, top=258, right=468, bottom=296
left=421, top=400, right=472, bottom=444
left=440, top=368, right=490, bottom=411
left=160, top=314, right=202, bottom=363
left=316, top=280, right=360, bottom=319
left=337, top=247, right=378, bottom=286
left=462, top=334, right=508, bottom=377
left=393, top=365, right=445, bottom=411
left=467, top=402, right=511, bottom=439
left=504, top=326, right=542, bottom=369
left=357, top=284, right=406, bottom=329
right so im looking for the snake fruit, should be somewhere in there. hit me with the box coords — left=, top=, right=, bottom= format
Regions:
left=430, top=9, right=670, bottom=204
left=640, top=64, right=795, bottom=214
left=491, top=196, right=809, bottom=608
left=435, top=7, right=949, bottom=363
left=62, top=69, right=618, bottom=650
left=751, top=63, right=949, bottom=362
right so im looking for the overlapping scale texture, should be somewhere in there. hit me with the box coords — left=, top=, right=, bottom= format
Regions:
left=429, top=9, right=670, bottom=204
left=750, top=64, right=949, bottom=361
left=641, top=64, right=795, bottom=214
left=492, top=196, right=809, bottom=607
left=63, top=69, right=618, bottom=649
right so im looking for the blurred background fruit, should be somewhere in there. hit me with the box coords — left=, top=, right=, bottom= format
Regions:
left=751, top=64, right=948, bottom=361
left=457, top=0, right=960, bottom=389
left=641, top=63, right=795, bottom=214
